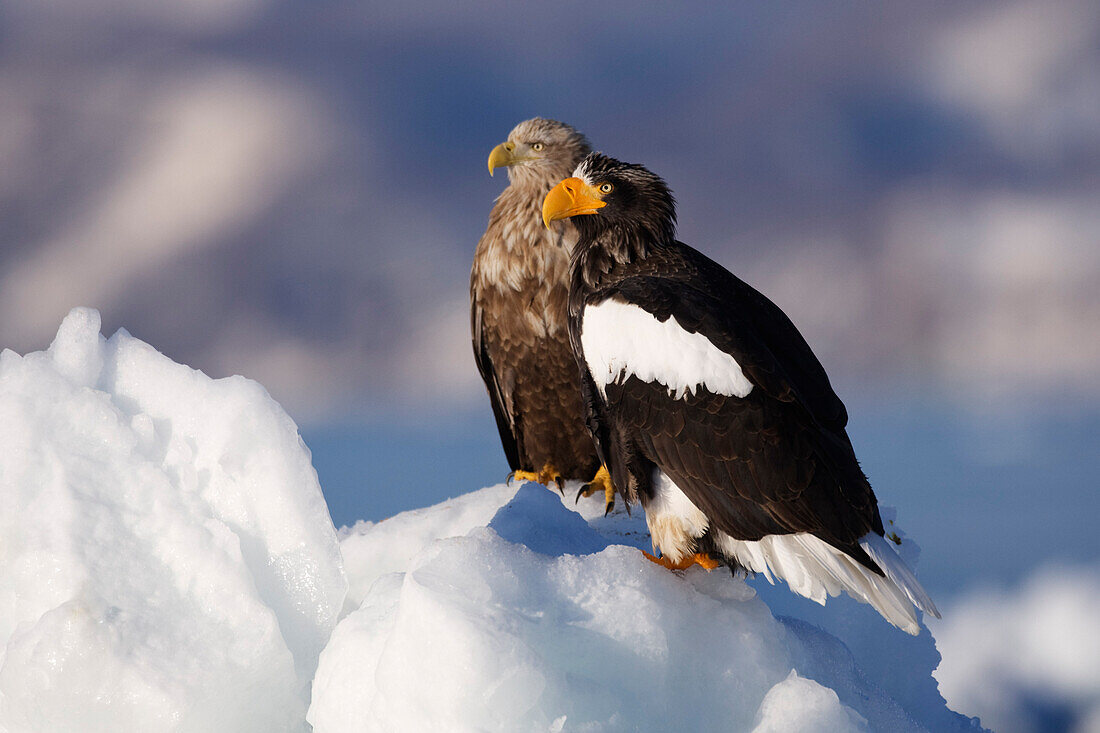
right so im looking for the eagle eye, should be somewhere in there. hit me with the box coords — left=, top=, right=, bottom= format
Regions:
left=599, top=182, right=614, bottom=194
left=532, top=142, right=544, bottom=151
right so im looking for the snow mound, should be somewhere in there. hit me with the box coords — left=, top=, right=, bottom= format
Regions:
left=752, top=670, right=868, bottom=732
left=338, top=482, right=520, bottom=610
left=311, top=483, right=982, bottom=732
left=932, top=564, right=1100, bottom=733
left=0, top=308, right=346, bottom=732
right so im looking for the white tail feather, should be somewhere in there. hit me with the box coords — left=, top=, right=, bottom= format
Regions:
left=644, top=472, right=938, bottom=635
left=715, top=530, right=938, bottom=635
left=861, top=533, right=941, bottom=620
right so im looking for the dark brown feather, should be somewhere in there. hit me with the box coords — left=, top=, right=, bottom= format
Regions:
left=470, top=119, right=599, bottom=478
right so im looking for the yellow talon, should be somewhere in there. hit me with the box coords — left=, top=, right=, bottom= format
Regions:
left=576, top=465, right=616, bottom=514
left=509, top=463, right=564, bottom=493
left=642, top=550, right=720, bottom=572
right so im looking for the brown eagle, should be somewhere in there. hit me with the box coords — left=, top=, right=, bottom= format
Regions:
left=470, top=118, right=614, bottom=510
left=542, top=153, right=939, bottom=633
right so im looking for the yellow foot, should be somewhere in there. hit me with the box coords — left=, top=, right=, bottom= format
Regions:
left=642, top=550, right=720, bottom=572
left=575, top=465, right=616, bottom=514
left=507, top=463, right=564, bottom=493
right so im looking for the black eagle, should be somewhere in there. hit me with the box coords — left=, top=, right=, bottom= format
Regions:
left=542, top=152, right=939, bottom=633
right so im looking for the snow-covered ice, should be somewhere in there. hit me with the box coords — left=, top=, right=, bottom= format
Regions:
left=338, top=482, right=520, bottom=611
left=0, top=309, right=346, bottom=732
left=751, top=670, right=868, bottom=732
left=2, top=309, right=993, bottom=732
left=312, top=485, right=980, bottom=732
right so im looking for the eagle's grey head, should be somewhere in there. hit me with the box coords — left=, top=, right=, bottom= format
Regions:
left=488, top=118, right=591, bottom=189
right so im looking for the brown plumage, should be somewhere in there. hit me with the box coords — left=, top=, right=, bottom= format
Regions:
left=470, top=118, right=607, bottom=498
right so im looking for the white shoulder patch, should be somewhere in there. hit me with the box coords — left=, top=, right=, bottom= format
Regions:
left=580, top=299, right=753, bottom=400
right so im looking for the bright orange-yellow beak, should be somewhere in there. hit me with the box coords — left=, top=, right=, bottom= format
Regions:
left=542, top=177, right=607, bottom=229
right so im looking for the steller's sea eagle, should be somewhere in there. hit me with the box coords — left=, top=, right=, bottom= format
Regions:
left=471, top=118, right=614, bottom=510
left=542, top=152, right=940, bottom=633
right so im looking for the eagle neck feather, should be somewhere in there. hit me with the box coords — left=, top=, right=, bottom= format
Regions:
left=570, top=224, right=674, bottom=298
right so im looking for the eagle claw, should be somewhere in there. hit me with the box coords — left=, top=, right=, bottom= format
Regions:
left=642, top=550, right=721, bottom=572
left=509, top=464, right=564, bottom=495
left=575, top=465, right=616, bottom=514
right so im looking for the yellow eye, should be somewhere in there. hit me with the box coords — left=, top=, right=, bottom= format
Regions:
left=532, top=142, right=544, bottom=151
left=599, top=182, right=614, bottom=194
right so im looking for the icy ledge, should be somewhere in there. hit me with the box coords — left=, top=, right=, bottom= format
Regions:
left=1, top=310, right=983, bottom=732
left=314, top=484, right=983, bottom=732
left=0, top=309, right=346, bottom=732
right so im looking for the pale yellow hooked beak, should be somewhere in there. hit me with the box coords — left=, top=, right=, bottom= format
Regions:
left=542, top=177, right=607, bottom=228
left=487, top=141, right=517, bottom=176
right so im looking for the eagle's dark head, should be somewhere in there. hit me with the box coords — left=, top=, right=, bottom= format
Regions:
left=487, top=118, right=591, bottom=189
left=542, top=153, right=677, bottom=255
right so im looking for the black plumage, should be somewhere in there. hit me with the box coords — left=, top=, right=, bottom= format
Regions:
left=543, top=153, right=938, bottom=632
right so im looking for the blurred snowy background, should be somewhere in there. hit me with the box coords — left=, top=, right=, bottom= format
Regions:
left=1, top=1, right=1098, bottom=729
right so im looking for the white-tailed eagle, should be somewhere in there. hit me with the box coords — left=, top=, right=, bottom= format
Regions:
left=471, top=119, right=614, bottom=510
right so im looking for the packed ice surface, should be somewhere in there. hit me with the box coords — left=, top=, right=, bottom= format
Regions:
left=0, top=308, right=347, bottom=732
left=312, top=484, right=982, bottom=733
left=338, top=482, right=520, bottom=611
left=752, top=671, right=868, bottom=732
left=932, top=564, right=1100, bottom=733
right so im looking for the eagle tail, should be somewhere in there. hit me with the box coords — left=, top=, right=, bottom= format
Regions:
left=860, top=532, right=941, bottom=622
left=717, top=530, right=939, bottom=635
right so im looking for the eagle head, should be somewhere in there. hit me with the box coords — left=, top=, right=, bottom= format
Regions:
left=542, top=153, right=677, bottom=246
left=487, top=118, right=591, bottom=185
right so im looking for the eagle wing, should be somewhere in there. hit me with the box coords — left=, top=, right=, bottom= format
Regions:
left=470, top=285, right=521, bottom=472
left=607, top=248, right=848, bottom=432
left=583, top=259, right=880, bottom=557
